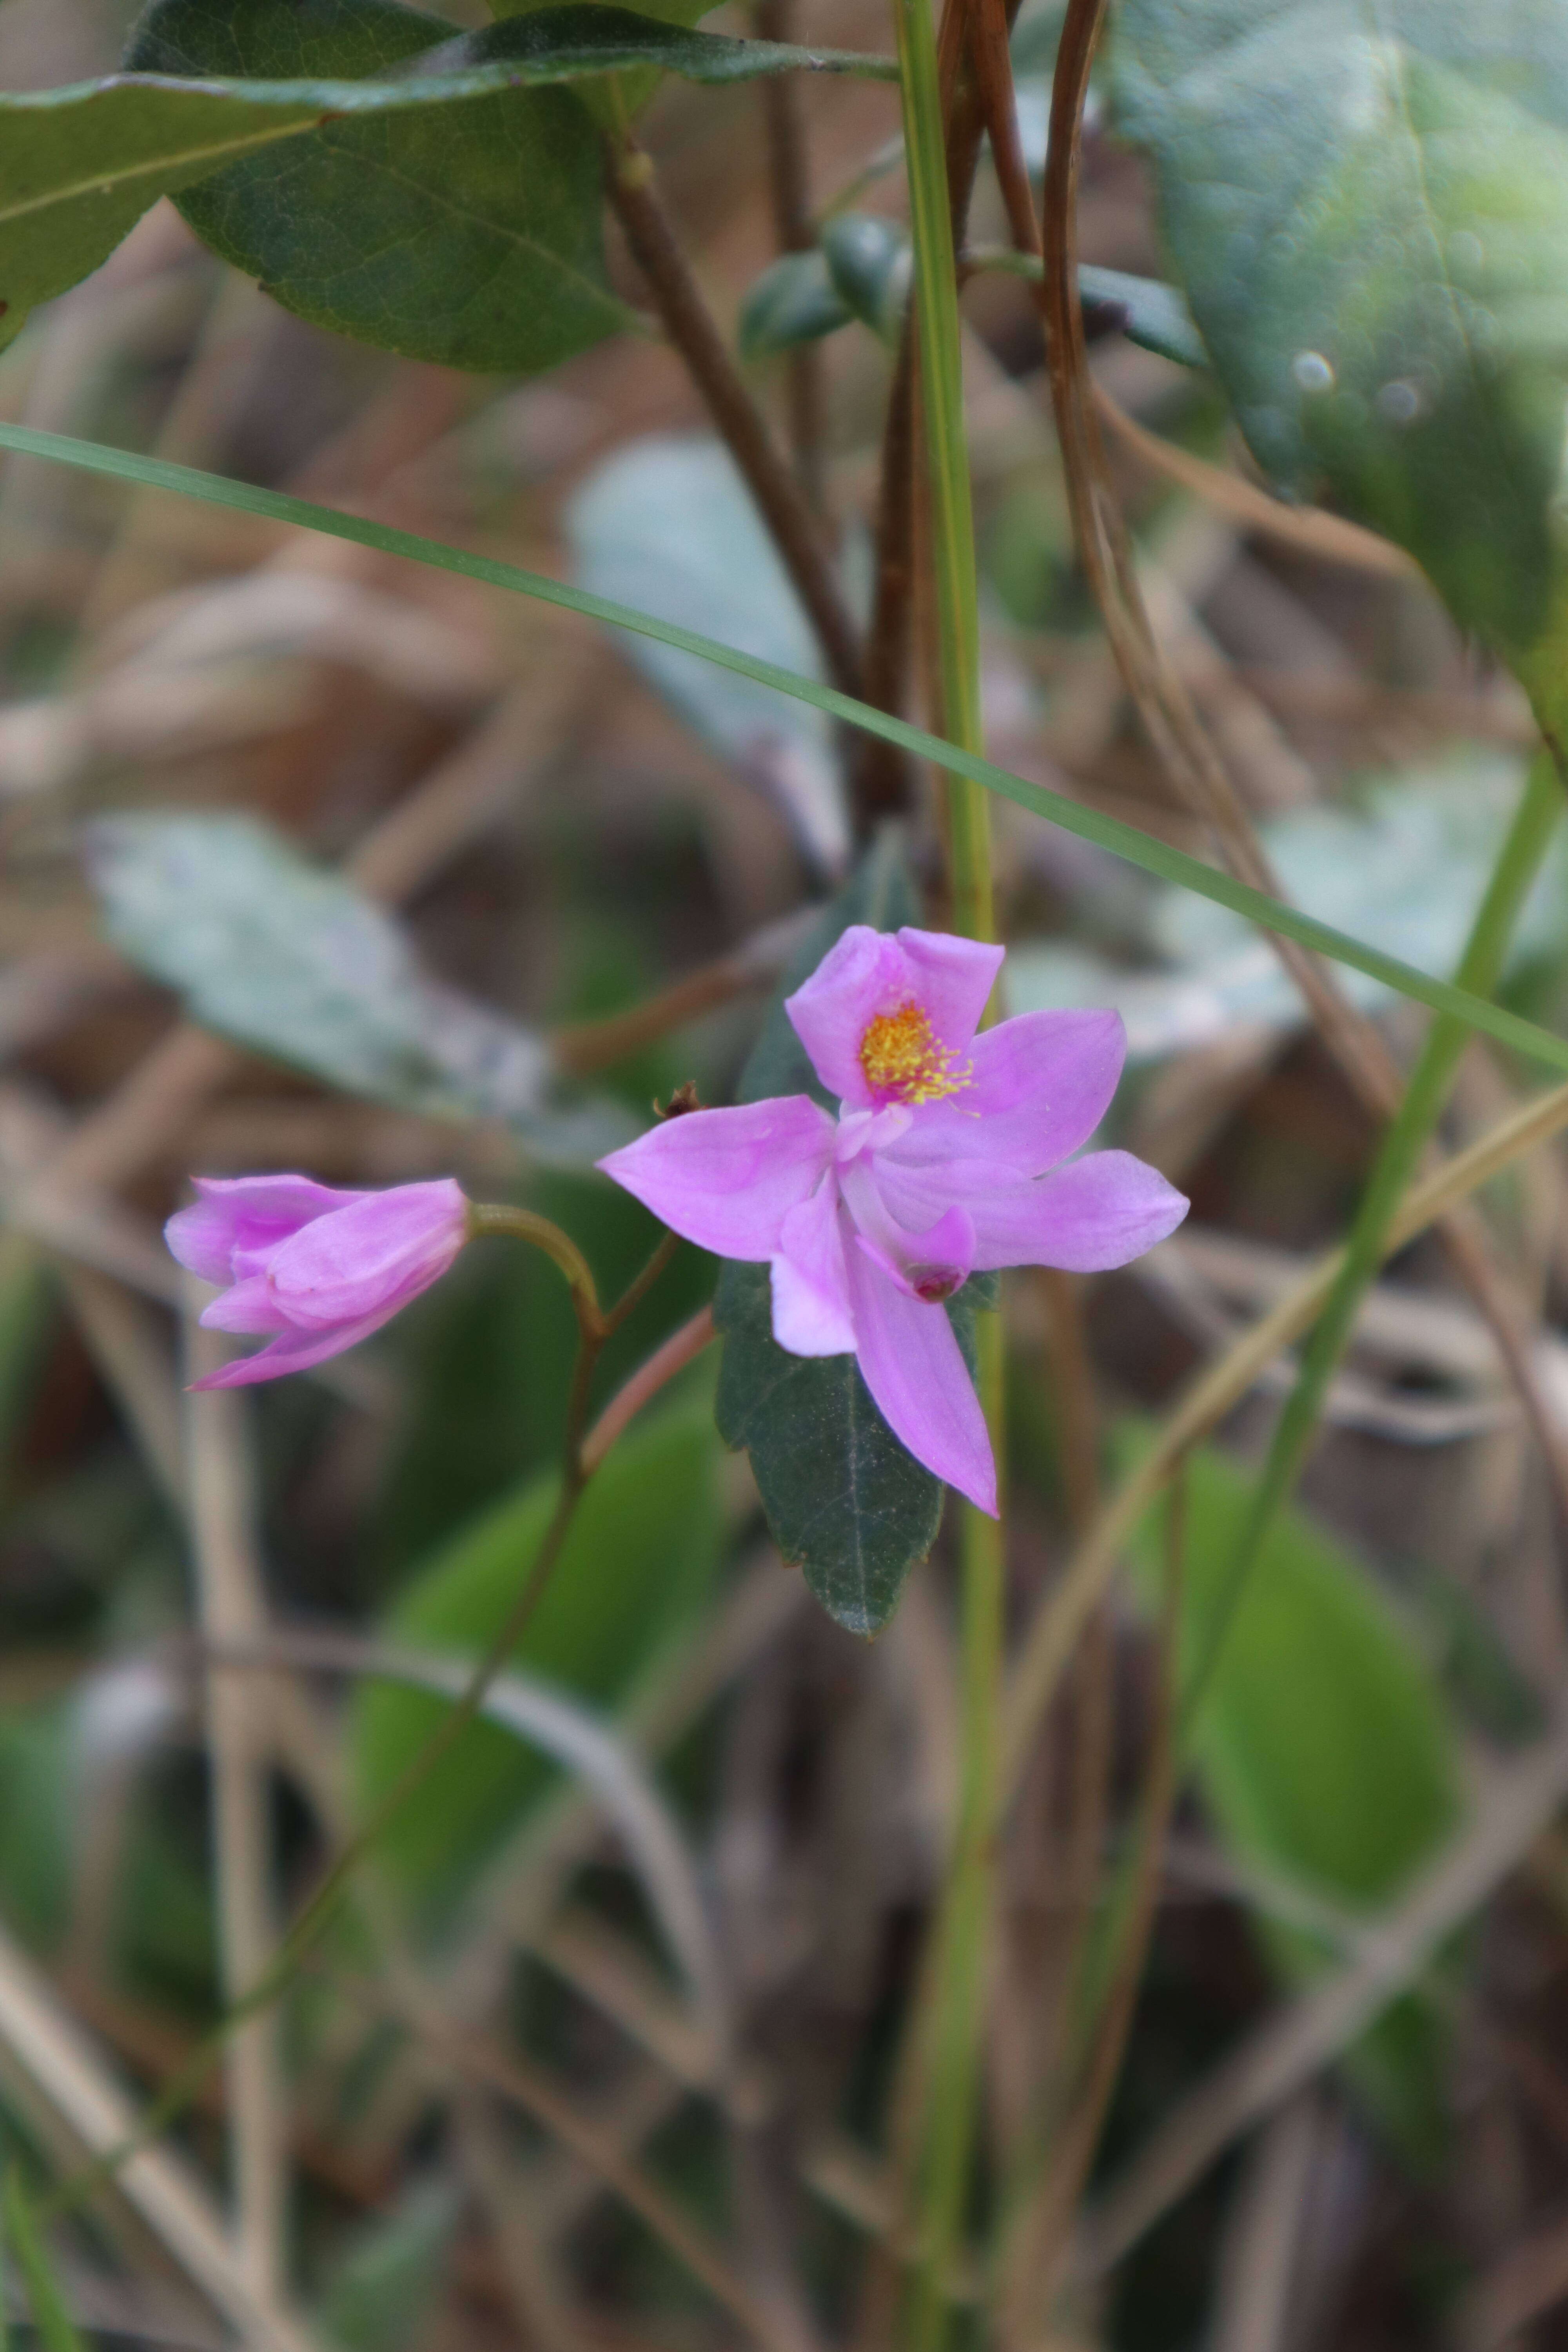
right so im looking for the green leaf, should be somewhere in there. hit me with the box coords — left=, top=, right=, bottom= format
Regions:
left=352, top=1401, right=720, bottom=1925
left=83, top=813, right=632, bottom=1164
left=4, top=2175, right=84, bottom=2352
left=1111, top=0, right=1568, bottom=649
left=822, top=212, right=911, bottom=344
left=11, top=418, right=1568, bottom=1082
left=125, top=0, right=622, bottom=375
left=1077, top=265, right=1208, bottom=372
left=739, top=249, right=852, bottom=360
left=1120, top=1430, right=1464, bottom=2163
left=713, top=834, right=977, bottom=1638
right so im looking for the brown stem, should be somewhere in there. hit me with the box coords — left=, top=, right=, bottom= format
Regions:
left=755, top=0, right=828, bottom=513
left=581, top=1305, right=718, bottom=1475
left=853, top=0, right=1025, bottom=824
left=606, top=140, right=864, bottom=699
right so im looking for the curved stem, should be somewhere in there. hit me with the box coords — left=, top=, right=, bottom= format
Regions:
left=468, top=1200, right=602, bottom=1331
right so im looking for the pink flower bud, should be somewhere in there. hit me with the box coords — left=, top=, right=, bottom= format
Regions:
left=165, top=1174, right=469, bottom=1389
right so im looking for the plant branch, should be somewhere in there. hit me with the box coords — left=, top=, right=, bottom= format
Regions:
left=605, top=138, right=864, bottom=698
left=755, top=0, right=827, bottom=512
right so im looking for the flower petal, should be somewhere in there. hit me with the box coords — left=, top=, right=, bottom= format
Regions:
left=838, top=1159, right=975, bottom=1301
left=893, top=1009, right=1127, bottom=1175
left=770, top=1182, right=856, bottom=1356
left=165, top=1173, right=368, bottom=1282
left=842, top=1242, right=997, bottom=1515
left=895, top=926, right=1004, bottom=1054
left=265, top=1179, right=468, bottom=1330
left=599, top=1098, right=835, bottom=1259
left=877, top=1149, right=1187, bottom=1272
left=198, top=1275, right=289, bottom=1334
left=784, top=927, right=913, bottom=1107
left=189, top=1305, right=397, bottom=1389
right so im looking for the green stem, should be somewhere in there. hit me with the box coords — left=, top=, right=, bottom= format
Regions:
left=893, top=0, right=1002, bottom=2339
left=1184, top=746, right=1562, bottom=1721
left=893, top=0, right=991, bottom=944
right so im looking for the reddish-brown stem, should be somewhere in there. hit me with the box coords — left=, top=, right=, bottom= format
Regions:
left=581, top=1305, right=718, bottom=1474
left=755, top=0, right=828, bottom=513
left=606, top=142, right=864, bottom=699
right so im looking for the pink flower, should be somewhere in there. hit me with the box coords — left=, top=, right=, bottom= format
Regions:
left=598, top=926, right=1187, bottom=1516
left=165, top=1174, right=469, bottom=1389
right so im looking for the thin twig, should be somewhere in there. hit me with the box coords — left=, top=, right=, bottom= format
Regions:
left=581, top=1305, right=717, bottom=1474
left=605, top=141, right=863, bottom=698
left=755, top=0, right=828, bottom=513
left=328, top=1970, right=802, bottom=2352
left=1076, top=1703, right=1568, bottom=2280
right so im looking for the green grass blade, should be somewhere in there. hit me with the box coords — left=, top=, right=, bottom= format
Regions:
left=4, top=2174, right=83, bottom=2352
left=3, top=419, right=1566, bottom=1075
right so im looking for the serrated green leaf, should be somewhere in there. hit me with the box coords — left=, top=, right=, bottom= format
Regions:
left=83, top=812, right=632, bottom=1164
left=739, top=249, right=853, bottom=360
left=352, top=1402, right=719, bottom=1926
left=1120, top=1430, right=1464, bottom=2165
left=712, top=833, right=983, bottom=1638
left=1111, top=0, right=1568, bottom=650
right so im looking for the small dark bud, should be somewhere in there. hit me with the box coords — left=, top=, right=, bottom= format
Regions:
left=654, top=1081, right=704, bottom=1121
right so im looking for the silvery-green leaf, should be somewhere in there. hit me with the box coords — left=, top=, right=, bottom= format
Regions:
left=84, top=813, right=632, bottom=1163
left=568, top=436, right=851, bottom=877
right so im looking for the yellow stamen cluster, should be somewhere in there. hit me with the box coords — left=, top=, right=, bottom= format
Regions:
left=858, top=1000, right=969, bottom=1106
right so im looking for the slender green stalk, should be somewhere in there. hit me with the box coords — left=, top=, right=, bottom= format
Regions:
left=1183, top=748, right=1563, bottom=1720
left=892, top=0, right=1003, bottom=2339
left=892, top=0, right=990, bottom=942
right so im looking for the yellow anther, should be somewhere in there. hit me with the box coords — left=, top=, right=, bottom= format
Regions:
left=858, top=1000, right=969, bottom=1106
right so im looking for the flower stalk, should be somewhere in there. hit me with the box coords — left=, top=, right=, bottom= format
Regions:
left=892, top=0, right=1000, bottom=2328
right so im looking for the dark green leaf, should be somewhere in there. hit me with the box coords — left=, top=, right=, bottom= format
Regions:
left=84, top=813, right=632, bottom=1163
left=1120, top=1430, right=1463, bottom=2163
left=126, top=0, right=624, bottom=374
left=7, top=0, right=861, bottom=349
left=713, top=833, right=982, bottom=1638
left=822, top=211, right=911, bottom=344
left=739, top=249, right=852, bottom=360
left=1111, top=0, right=1568, bottom=648
left=352, top=1401, right=720, bottom=1925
